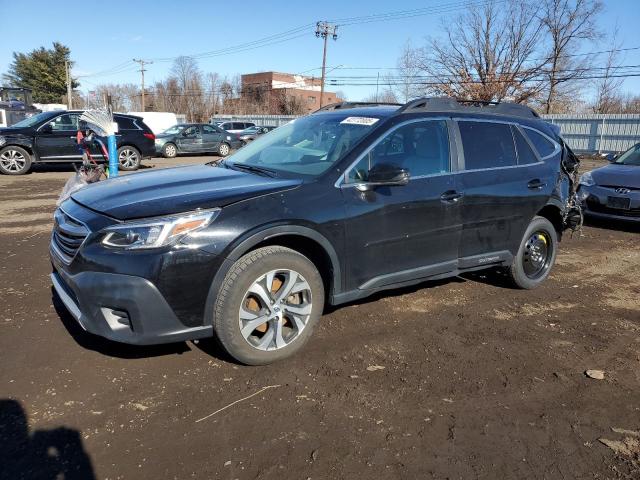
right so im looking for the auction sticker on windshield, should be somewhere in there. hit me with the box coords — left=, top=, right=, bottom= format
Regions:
left=340, top=117, right=380, bottom=126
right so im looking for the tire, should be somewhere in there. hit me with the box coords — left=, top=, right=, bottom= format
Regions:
left=162, top=143, right=177, bottom=158
left=213, top=246, right=325, bottom=365
left=218, top=142, right=230, bottom=157
left=507, top=216, right=558, bottom=289
left=0, top=146, right=32, bottom=175
left=117, top=146, right=141, bottom=171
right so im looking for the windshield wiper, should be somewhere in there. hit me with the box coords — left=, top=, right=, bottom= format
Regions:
left=225, top=162, right=279, bottom=177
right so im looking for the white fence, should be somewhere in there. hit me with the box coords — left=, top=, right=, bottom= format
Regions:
left=211, top=113, right=640, bottom=154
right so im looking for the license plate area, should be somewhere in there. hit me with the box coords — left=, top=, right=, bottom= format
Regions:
left=607, top=196, right=631, bottom=210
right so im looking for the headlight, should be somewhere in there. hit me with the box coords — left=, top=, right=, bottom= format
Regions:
left=0, top=136, right=5, bottom=147
left=579, top=171, right=595, bottom=186
left=100, top=209, right=219, bottom=250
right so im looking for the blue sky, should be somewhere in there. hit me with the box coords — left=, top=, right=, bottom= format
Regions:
left=1, top=0, right=639, bottom=102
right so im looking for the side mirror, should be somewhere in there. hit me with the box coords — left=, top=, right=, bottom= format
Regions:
left=366, top=163, right=410, bottom=187
left=40, top=123, right=53, bottom=133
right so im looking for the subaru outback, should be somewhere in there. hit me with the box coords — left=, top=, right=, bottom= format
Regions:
left=50, top=98, right=581, bottom=365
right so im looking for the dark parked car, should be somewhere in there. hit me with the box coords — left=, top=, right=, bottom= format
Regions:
left=213, top=121, right=256, bottom=134
left=238, top=125, right=277, bottom=143
left=155, top=123, right=244, bottom=158
left=50, top=98, right=580, bottom=365
left=0, top=110, right=155, bottom=175
left=579, top=142, right=640, bottom=222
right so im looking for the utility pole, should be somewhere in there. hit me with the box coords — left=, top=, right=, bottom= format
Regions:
left=65, top=61, right=73, bottom=109
left=315, top=21, right=338, bottom=108
left=133, top=58, right=152, bottom=111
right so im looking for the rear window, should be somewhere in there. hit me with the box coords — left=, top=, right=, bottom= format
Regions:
left=115, top=116, right=139, bottom=131
left=459, top=121, right=517, bottom=170
left=512, top=126, right=539, bottom=165
left=524, top=128, right=556, bottom=158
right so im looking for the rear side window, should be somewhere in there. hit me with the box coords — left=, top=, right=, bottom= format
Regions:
left=459, top=121, right=517, bottom=170
left=524, top=128, right=556, bottom=158
left=512, top=126, right=539, bottom=165
left=233, top=123, right=244, bottom=130
left=115, top=116, right=138, bottom=130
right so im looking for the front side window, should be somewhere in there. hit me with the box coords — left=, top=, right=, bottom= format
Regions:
left=49, top=114, right=79, bottom=131
left=202, top=125, right=219, bottom=134
left=183, top=126, right=200, bottom=137
left=346, top=120, right=450, bottom=183
left=224, top=113, right=383, bottom=177
left=459, top=121, right=517, bottom=170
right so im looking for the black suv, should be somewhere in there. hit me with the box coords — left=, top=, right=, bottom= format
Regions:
left=50, top=98, right=580, bottom=365
left=0, top=110, right=156, bottom=175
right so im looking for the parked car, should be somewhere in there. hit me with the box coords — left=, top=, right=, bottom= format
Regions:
left=238, top=125, right=277, bottom=143
left=0, top=110, right=155, bottom=174
left=50, top=98, right=580, bottom=365
left=212, top=121, right=256, bottom=134
left=579, top=142, right=640, bottom=222
left=155, top=123, right=244, bottom=158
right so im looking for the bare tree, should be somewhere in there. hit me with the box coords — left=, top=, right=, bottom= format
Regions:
left=413, top=0, right=546, bottom=103
left=389, top=41, right=422, bottom=102
left=592, top=27, right=624, bottom=113
left=539, top=0, right=603, bottom=113
left=363, top=89, right=398, bottom=103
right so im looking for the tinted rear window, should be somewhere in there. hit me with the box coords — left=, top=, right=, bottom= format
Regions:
left=459, top=121, right=517, bottom=170
left=512, top=126, right=539, bottom=165
left=524, top=128, right=555, bottom=157
left=115, top=116, right=138, bottom=130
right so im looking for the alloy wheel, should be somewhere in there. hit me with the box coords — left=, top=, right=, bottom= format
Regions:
left=0, top=149, right=27, bottom=173
left=523, top=231, right=552, bottom=279
left=165, top=144, right=176, bottom=157
left=219, top=143, right=230, bottom=156
left=239, top=269, right=313, bottom=351
left=119, top=148, right=139, bottom=168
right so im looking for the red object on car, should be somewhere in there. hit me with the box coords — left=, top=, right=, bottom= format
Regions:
left=143, top=132, right=155, bottom=140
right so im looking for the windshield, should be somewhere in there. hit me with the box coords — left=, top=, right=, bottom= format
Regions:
left=615, top=144, right=640, bottom=166
left=224, top=113, right=383, bottom=177
left=9, top=111, right=56, bottom=128
left=162, top=125, right=187, bottom=135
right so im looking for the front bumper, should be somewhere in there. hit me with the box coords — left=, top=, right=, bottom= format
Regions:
left=579, top=185, right=640, bottom=222
left=51, top=268, right=213, bottom=345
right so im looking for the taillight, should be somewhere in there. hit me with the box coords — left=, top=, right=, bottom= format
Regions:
left=144, top=132, right=155, bottom=140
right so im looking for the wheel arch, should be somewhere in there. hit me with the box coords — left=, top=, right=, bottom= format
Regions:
left=536, top=202, right=564, bottom=239
left=204, top=225, right=342, bottom=327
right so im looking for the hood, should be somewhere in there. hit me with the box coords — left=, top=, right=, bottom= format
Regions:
left=0, top=126, right=31, bottom=137
left=591, top=163, right=640, bottom=189
left=71, top=164, right=301, bottom=220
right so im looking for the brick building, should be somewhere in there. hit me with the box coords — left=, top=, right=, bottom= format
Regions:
left=240, top=71, right=341, bottom=113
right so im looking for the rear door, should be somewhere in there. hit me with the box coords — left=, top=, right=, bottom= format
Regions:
left=340, top=118, right=463, bottom=290
left=202, top=124, right=223, bottom=151
left=35, top=113, right=82, bottom=160
left=454, top=120, right=555, bottom=260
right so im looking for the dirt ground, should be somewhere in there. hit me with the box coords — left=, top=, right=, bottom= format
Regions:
left=1, top=155, right=639, bottom=480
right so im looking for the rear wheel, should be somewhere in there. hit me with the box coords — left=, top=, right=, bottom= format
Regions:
left=0, top=146, right=32, bottom=175
left=213, top=246, right=324, bottom=365
left=218, top=142, right=230, bottom=157
left=118, top=146, right=141, bottom=170
left=507, top=216, right=558, bottom=289
left=162, top=143, right=177, bottom=158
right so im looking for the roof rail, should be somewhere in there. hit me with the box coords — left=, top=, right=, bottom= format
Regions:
left=315, top=101, right=402, bottom=112
left=397, top=97, right=540, bottom=119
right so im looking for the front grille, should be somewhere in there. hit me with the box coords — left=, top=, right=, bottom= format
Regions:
left=52, top=209, right=90, bottom=264
left=586, top=200, right=640, bottom=218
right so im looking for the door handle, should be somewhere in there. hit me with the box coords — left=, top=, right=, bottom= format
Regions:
left=440, top=190, right=463, bottom=203
left=527, top=179, right=547, bottom=190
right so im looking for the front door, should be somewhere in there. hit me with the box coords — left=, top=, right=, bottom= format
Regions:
left=176, top=125, right=203, bottom=153
left=35, top=113, right=82, bottom=160
left=340, top=119, right=463, bottom=291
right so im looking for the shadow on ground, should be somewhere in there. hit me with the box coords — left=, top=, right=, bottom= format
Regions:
left=0, top=399, right=96, bottom=480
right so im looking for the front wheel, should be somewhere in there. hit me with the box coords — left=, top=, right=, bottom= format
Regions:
left=0, top=146, right=32, bottom=175
left=162, top=143, right=177, bottom=158
left=213, top=246, right=325, bottom=365
left=218, top=142, right=230, bottom=157
left=506, top=216, right=558, bottom=289
left=117, top=146, right=141, bottom=171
